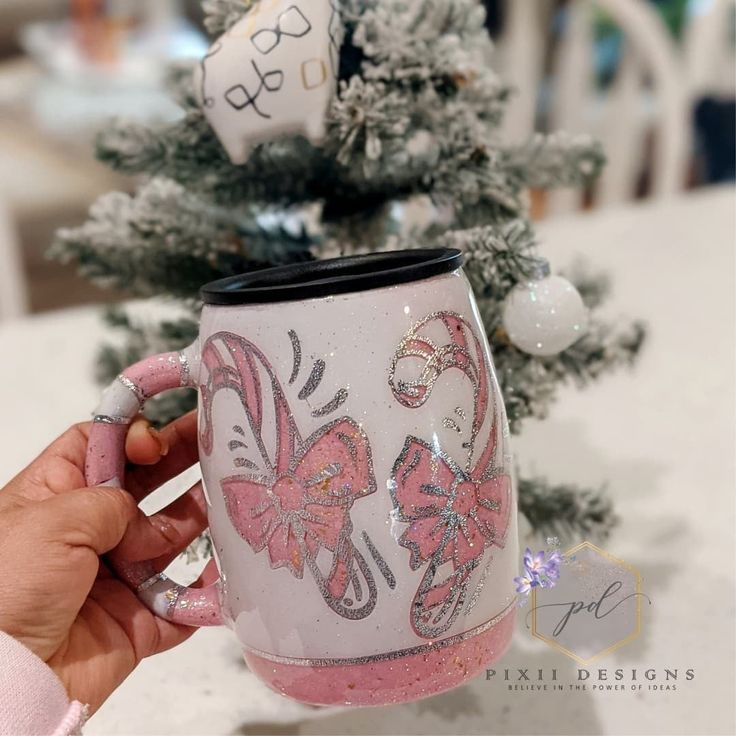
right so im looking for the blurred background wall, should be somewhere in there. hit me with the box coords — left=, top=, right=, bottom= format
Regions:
left=0, top=0, right=733, bottom=318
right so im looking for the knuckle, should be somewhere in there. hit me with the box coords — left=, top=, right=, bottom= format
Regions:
left=138, top=617, right=163, bottom=661
left=69, top=421, right=92, bottom=443
left=71, top=487, right=137, bottom=531
left=0, top=488, right=31, bottom=513
left=99, top=485, right=136, bottom=506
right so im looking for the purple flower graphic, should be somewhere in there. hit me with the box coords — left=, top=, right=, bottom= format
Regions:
left=513, top=570, right=539, bottom=599
left=524, top=548, right=547, bottom=576
left=514, top=546, right=562, bottom=604
left=543, top=550, right=562, bottom=582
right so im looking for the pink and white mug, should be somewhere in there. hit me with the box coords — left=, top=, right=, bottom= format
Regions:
left=86, top=249, right=518, bottom=706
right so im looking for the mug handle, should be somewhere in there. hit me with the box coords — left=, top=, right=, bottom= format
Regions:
left=85, top=346, right=223, bottom=627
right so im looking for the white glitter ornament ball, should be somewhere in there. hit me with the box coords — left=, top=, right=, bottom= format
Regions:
left=195, top=0, right=343, bottom=164
left=502, top=276, right=588, bottom=356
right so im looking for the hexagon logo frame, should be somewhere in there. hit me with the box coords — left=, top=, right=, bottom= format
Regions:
left=531, top=541, right=643, bottom=665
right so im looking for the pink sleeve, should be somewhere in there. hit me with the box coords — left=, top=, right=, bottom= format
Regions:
left=0, top=631, right=87, bottom=736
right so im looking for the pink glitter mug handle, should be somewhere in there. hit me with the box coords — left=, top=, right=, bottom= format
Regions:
left=85, top=348, right=223, bottom=627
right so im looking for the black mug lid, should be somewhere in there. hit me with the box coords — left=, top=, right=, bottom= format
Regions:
left=201, top=248, right=464, bottom=305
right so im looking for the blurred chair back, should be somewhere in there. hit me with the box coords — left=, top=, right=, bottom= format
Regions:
left=498, top=0, right=690, bottom=215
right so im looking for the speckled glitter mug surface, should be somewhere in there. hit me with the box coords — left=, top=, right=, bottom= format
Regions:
left=86, top=250, right=518, bottom=706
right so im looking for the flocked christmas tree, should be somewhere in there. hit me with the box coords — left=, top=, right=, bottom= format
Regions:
left=52, top=0, right=644, bottom=541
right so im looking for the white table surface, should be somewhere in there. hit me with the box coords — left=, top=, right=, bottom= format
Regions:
left=0, top=187, right=734, bottom=736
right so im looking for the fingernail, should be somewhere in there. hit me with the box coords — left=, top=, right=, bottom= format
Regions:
left=148, top=427, right=170, bottom=457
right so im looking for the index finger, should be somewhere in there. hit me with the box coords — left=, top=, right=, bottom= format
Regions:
left=4, top=412, right=201, bottom=504
left=124, top=411, right=200, bottom=500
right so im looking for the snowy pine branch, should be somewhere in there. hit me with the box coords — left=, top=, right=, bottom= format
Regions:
left=51, top=179, right=315, bottom=298
left=491, top=318, right=646, bottom=433
left=445, top=222, right=546, bottom=300
left=519, top=476, right=619, bottom=541
left=503, top=133, right=607, bottom=191
left=201, top=0, right=254, bottom=35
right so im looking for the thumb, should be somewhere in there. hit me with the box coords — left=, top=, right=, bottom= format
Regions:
left=38, top=487, right=138, bottom=555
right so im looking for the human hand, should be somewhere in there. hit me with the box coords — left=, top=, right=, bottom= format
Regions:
left=0, top=413, right=209, bottom=713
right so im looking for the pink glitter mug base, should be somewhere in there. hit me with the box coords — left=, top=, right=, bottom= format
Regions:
left=245, top=606, right=516, bottom=706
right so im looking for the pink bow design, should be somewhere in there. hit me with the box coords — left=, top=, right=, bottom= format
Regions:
left=199, top=332, right=378, bottom=619
left=222, top=417, right=374, bottom=595
left=391, top=427, right=511, bottom=574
